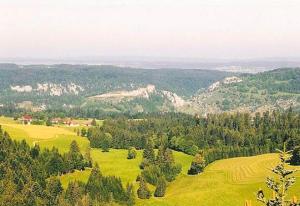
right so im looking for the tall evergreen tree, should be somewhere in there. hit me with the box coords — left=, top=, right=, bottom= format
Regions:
left=143, top=138, right=155, bottom=162
left=66, top=140, right=85, bottom=171
left=85, top=164, right=102, bottom=200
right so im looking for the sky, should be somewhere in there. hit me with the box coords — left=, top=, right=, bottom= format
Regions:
left=1, top=0, right=300, bottom=60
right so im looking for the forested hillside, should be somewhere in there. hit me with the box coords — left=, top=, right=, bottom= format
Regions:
left=0, top=64, right=299, bottom=115
left=191, top=68, right=300, bottom=114
left=0, top=64, right=231, bottom=113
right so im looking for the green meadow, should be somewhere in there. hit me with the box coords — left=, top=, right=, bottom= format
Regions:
left=1, top=116, right=300, bottom=206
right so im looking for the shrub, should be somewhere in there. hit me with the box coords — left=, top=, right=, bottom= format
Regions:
left=127, top=147, right=137, bottom=159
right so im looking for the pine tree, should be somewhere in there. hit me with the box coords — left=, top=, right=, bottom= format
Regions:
left=67, top=140, right=85, bottom=170
left=143, top=138, right=155, bottom=163
left=154, top=176, right=167, bottom=197
left=140, top=138, right=156, bottom=169
left=85, top=163, right=102, bottom=200
left=137, top=176, right=151, bottom=199
left=257, top=144, right=299, bottom=206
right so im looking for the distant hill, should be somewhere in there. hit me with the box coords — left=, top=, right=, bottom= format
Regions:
left=0, top=64, right=231, bottom=113
left=0, top=64, right=299, bottom=114
left=188, top=68, right=300, bottom=114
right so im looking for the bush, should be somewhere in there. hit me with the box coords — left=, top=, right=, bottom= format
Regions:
left=127, top=147, right=137, bottom=159
left=188, top=152, right=206, bottom=175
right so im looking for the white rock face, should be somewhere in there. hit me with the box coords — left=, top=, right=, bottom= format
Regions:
left=207, top=76, right=243, bottom=92
left=49, top=84, right=64, bottom=96
left=37, top=83, right=49, bottom=92
left=90, top=84, right=156, bottom=100
left=12, top=83, right=84, bottom=96
left=162, top=90, right=186, bottom=107
left=11, top=85, right=33, bottom=92
left=67, top=83, right=84, bottom=95
left=223, top=76, right=242, bottom=84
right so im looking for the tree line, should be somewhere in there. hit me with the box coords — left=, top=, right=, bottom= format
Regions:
left=86, top=109, right=300, bottom=165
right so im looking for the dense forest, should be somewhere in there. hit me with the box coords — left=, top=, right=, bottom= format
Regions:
left=86, top=109, right=300, bottom=164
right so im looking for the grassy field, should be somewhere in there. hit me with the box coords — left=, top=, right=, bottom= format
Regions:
left=59, top=149, right=193, bottom=188
left=0, top=116, right=89, bottom=153
left=59, top=151, right=300, bottom=206
left=1, top=116, right=300, bottom=206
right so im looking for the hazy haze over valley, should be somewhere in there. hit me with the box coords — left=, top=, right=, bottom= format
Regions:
left=1, top=0, right=300, bottom=71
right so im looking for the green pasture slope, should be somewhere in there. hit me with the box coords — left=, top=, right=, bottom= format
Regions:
left=0, top=116, right=89, bottom=153
left=1, top=116, right=300, bottom=206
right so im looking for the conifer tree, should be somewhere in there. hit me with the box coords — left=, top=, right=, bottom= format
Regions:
left=143, top=138, right=155, bottom=163
left=257, top=144, right=299, bottom=206
left=85, top=164, right=102, bottom=199
left=140, top=138, right=156, bottom=169
left=66, top=140, right=85, bottom=170
left=154, top=176, right=167, bottom=197
left=137, top=176, right=151, bottom=199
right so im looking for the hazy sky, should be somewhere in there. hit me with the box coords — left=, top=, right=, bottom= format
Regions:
left=1, top=0, right=300, bottom=59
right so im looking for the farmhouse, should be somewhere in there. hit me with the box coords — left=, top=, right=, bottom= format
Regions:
left=21, top=115, right=33, bottom=125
